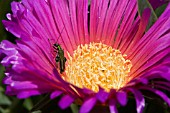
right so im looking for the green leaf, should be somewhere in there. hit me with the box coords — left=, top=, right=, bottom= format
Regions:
left=0, top=92, right=11, bottom=105
left=0, top=65, right=5, bottom=91
left=0, top=65, right=5, bottom=80
left=0, top=87, right=4, bottom=92
left=70, top=104, right=79, bottom=113
left=88, top=0, right=91, bottom=5
left=155, top=4, right=168, bottom=17
left=0, top=107, right=10, bottom=113
left=31, top=110, right=42, bottom=113
left=137, top=0, right=158, bottom=30
left=23, top=98, right=34, bottom=111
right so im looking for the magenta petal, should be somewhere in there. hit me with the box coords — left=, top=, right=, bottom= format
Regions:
left=58, top=95, right=75, bottom=109
left=48, top=0, right=77, bottom=53
left=109, top=99, right=118, bottom=113
left=17, top=90, right=42, bottom=99
left=116, top=91, right=127, bottom=106
left=95, top=0, right=110, bottom=42
left=80, top=97, right=97, bottom=113
left=114, top=0, right=137, bottom=49
left=0, top=40, right=19, bottom=66
left=129, top=88, right=145, bottom=113
left=134, top=78, right=149, bottom=85
left=2, top=20, right=23, bottom=38
left=82, top=88, right=94, bottom=95
left=50, top=90, right=62, bottom=99
left=141, top=66, right=170, bottom=81
left=76, top=0, right=89, bottom=44
left=153, top=90, right=170, bottom=106
left=140, top=87, right=170, bottom=106
left=158, top=72, right=170, bottom=82
left=154, top=90, right=170, bottom=106
left=96, top=88, right=109, bottom=103
left=22, top=0, right=32, bottom=10
left=3, top=76, right=12, bottom=85
left=124, top=8, right=151, bottom=54
left=10, top=81, right=38, bottom=89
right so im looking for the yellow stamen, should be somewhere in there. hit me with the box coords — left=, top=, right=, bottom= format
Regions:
left=65, top=42, right=132, bottom=92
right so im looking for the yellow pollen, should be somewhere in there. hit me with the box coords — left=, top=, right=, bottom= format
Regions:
left=65, top=42, right=132, bottom=92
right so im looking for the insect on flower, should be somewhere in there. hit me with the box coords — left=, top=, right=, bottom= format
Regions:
left=53, top=43, right=67, bottom=74
left=53, top=27, right=67, bottom=74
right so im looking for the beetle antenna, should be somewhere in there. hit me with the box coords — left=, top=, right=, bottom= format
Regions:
left=56, top=26, right=65, bottom=43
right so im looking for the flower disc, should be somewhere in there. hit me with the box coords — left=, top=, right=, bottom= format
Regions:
left=65, top=42, right=132, bottom=92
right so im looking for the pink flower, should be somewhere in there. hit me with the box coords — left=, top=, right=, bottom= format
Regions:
left=1, top=0, right=170, bottom=113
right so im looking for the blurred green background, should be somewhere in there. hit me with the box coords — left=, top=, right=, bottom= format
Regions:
left=0, top=0, right=169, bottom=113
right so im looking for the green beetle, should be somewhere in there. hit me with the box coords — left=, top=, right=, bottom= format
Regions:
left=53, top=43, right=67, bottom=74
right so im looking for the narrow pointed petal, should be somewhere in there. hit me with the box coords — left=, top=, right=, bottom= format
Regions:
left=140, top=87, right=170, bottom=106
left=116, top=91, right=127, bottom=106
left=129, top=88, right=145, bottom=113
left=58, top=95, right=75, bottom=109
left=76, top=0, right=90, bottom=44
left=114, top=0, right=138, bottom=49
left=50, top=90, right=63, bottom=99
left=80, top=97, right=97, bottom=113
left=124, top=8, right=151, bottom=53
left=96, top=87, right=109, bottom=103
left=17, top=90, right=46, bottom=99
left=109, top=99, right=118, bottom=113
left=105, top=0, right=130, bottom=45
left=95, top=0, right=110, bottom=42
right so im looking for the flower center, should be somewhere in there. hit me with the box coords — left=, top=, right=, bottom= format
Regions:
left=65, top=42, right=132, bottom=92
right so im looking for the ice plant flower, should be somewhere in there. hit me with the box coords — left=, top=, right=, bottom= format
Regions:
left=1, top=0, right=170, bottom=113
